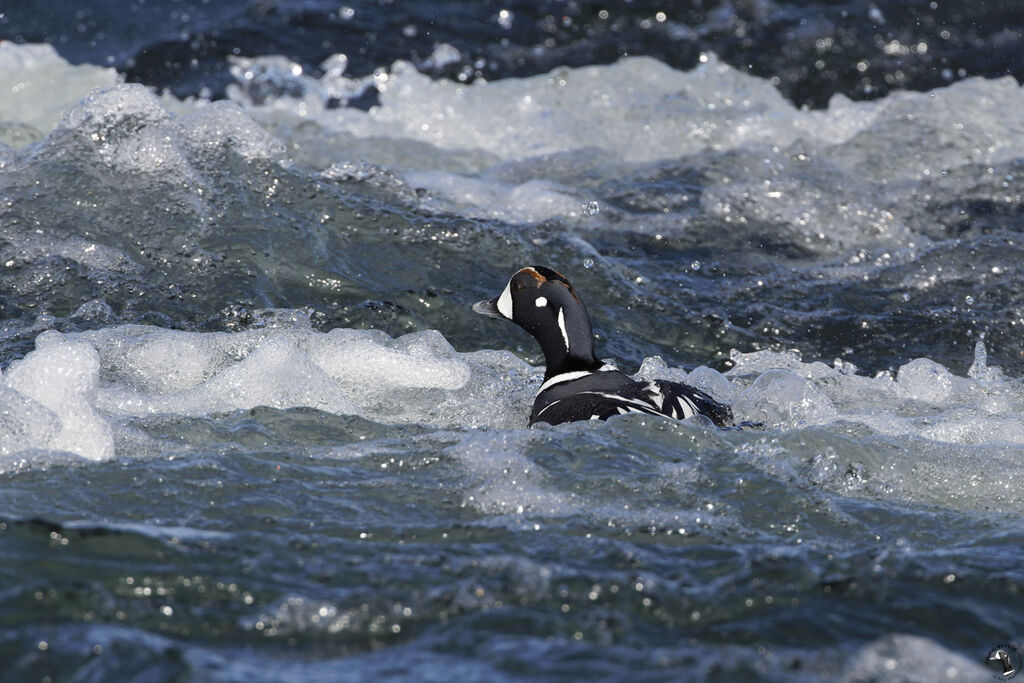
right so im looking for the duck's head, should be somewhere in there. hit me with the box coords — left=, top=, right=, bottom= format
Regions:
left=473, top=266, right=601, bottom=378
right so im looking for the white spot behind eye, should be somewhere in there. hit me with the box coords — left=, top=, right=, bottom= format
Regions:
left=535, top=296, right=548, bottom=307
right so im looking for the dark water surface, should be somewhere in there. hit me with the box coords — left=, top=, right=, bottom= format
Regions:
left=4, top=0, right=1024, bottom=107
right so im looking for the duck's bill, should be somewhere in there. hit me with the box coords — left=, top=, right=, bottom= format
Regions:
left=472, top=297, right=503, bottom=318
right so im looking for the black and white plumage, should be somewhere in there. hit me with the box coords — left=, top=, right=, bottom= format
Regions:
left=473, top=266, right=733, bottom=427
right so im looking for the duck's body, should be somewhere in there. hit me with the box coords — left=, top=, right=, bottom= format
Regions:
left=473, top=266, right=733, bottom=427
left=530, top=365, right=732, bottom=426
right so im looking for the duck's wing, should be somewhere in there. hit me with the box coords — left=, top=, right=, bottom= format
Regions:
left=530, top=374, right=733, bottom=427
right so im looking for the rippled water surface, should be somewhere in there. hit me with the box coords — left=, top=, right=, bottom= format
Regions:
left=2, top=3, right=1024, bottom=680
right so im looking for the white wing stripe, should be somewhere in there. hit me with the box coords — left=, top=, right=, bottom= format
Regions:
left=579, top=392, right=665, bottom=416
left=645, top=382, right=665, bottom=410
left=678, top=395, right=698, bottom=417
left=536, top=386, right=706, bottom=422
left=535, top=399, right=563, bottom=417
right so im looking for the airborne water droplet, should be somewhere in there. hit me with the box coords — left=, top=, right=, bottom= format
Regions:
left=583, top=201, right=600, bottom=216
left=691, top=260, right=701, bottom=271
left=583, top=258, right=594, bottom=269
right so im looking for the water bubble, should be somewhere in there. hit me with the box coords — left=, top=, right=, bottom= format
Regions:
left=691, top=260, right=701, bottom=271
left=496, top=9, right=513, bottom=29
left=583, top=258, right=594, bottom=269
left=583, top=201, right=599, bottom=216
left=965, top=295, right=975, bottom=306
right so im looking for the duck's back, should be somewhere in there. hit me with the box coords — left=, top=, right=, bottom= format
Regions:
left=530, top=369, right=733, bottom=427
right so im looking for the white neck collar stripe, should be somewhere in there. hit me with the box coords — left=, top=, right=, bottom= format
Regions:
left=537, top=364, right=617, bottom=394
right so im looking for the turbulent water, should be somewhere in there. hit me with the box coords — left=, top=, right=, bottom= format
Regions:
left=2, top=3, right=1024, bottom=680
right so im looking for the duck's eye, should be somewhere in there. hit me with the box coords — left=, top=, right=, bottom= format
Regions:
left=511, top=279, right=524, bottom=292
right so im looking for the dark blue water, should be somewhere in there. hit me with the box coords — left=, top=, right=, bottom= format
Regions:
left=1, top=2, right=1023, bottom=680
left=4, top=0, right=1024, bottom=107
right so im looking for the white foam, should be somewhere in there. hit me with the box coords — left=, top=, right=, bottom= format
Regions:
left=99, top=332, right=358, bottom=417
left=0, top=43, right=119, bottom=147
left=9, top=42, right=1024, bottom=242
left=840, top=633, right=990, bottom=681
left=272, top=54, right=1022, bottom=177
left=896, top=357, right=955, bottom=403
left=726, top=345, right=1024, bottom=512
left=1, top=331, right=114, bottom=463
left=404, top=171, right=584, bottom=223
left=0, top=321, right=540, bottom=466
left=83, top=325, right=482, bottom=419
left=730, top=368, right=840, bottom=429
left=308, top=328, right=471, bottom=391
left=727, top=345, right=1024, bottom=440
left=214, top=51, right=1024, bottom=238
left=684, top=365, right=739, bottom=404
left=0, top=385, right=63, bottom=461
left=52, top=85, right=284, bottom=176
left=3, top=319, right=1023, bottom=517
left=321, top=55, right=814, bottom=163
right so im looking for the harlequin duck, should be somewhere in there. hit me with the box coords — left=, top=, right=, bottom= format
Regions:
left=473, top=266, right=733, bottom=427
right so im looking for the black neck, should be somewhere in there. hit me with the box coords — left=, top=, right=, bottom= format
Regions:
left=531, top=307, right=602, bottom=380
left=542, top=348, right=604, bottom=380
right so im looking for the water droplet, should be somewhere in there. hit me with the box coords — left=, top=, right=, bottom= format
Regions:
left=582, top=201, right=600, bottom=216
left=965, top=295, right=975, bottom=306
left=691, top=260, right=701, bottom=271
left=583, top=258, right=594, bottom=269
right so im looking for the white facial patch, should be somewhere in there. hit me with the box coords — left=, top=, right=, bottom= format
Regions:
left=557, top=308, right=569, bottom=352
left=535, top=296, right=547, bottom=308
left=496, top=279, right=514, bottom=319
